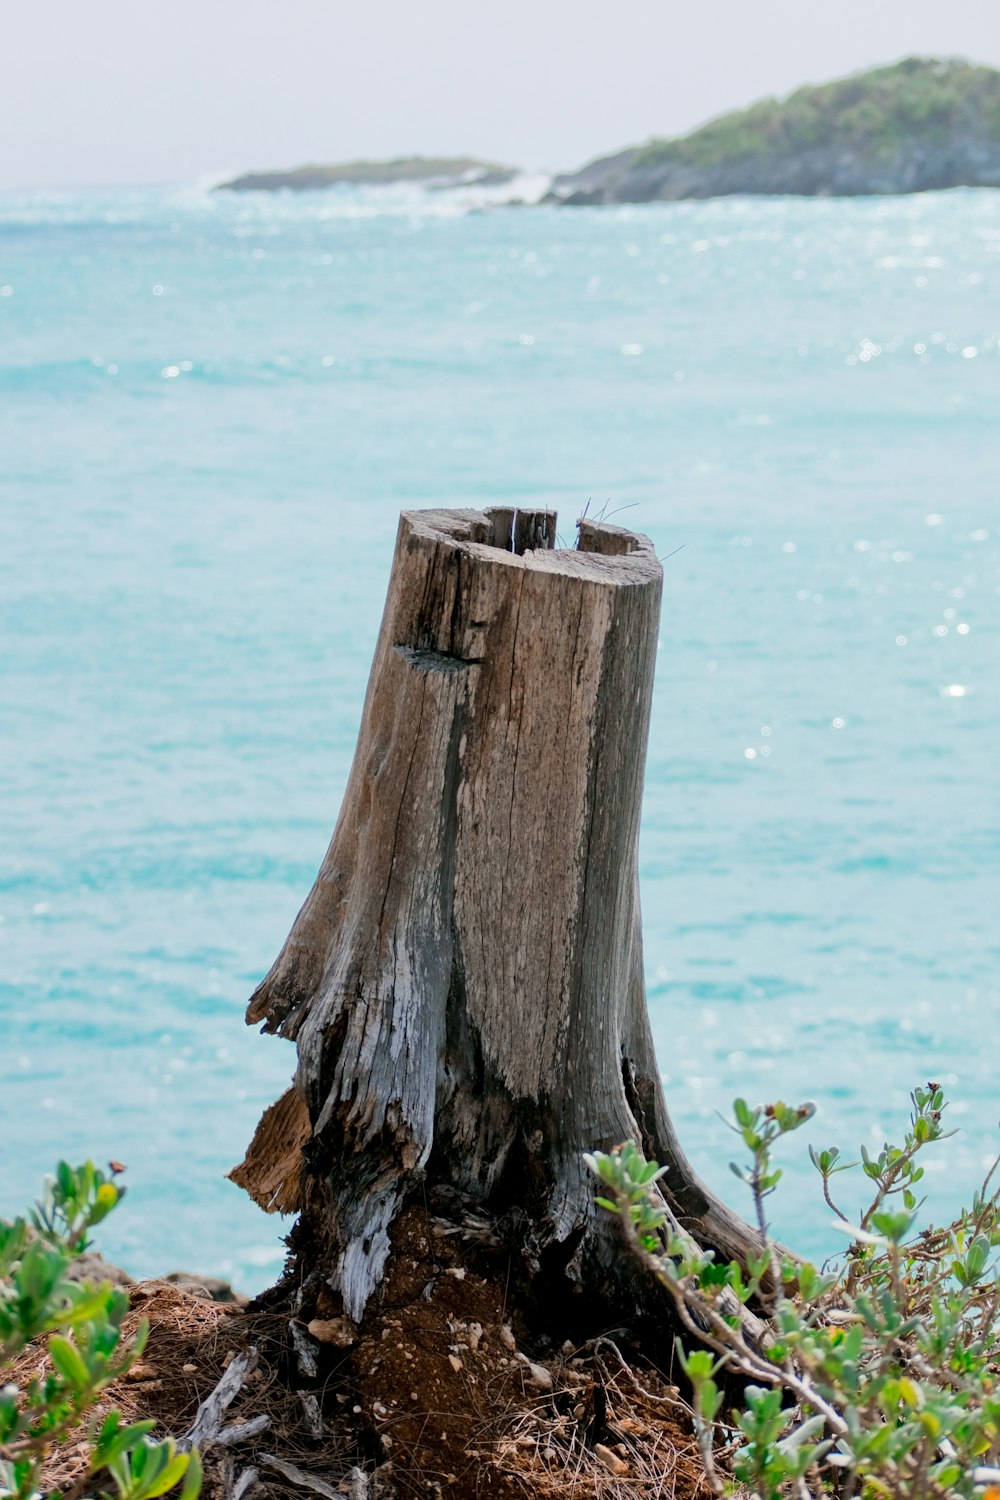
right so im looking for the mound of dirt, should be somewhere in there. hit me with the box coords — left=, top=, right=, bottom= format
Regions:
left=9, top=1206, right=711, bottom=1500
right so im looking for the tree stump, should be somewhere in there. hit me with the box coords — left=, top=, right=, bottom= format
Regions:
left=233, top=507, right=757, bottom=1322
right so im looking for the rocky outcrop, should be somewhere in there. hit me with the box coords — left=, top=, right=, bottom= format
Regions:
left=217, top=157, right=516, bottom=192
left=61, top=1247, right=243, bottom=1303
left=550, top=57, right=1000, bottom=204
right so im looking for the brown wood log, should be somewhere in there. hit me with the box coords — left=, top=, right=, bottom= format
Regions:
left=234, top=507, right=758, bottom=1320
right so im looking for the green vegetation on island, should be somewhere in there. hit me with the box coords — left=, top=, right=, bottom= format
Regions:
left=552, top=56, right=1000, bottom=203
left=637, top=55, right=1000, bottom=170
left=217, top=156, right=516, bottom=192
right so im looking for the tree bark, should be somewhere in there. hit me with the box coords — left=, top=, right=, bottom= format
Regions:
left=233, top=507, right=758, bottom=1322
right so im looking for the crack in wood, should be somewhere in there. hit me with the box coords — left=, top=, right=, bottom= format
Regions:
left=394, top=644, right=484, bottom=672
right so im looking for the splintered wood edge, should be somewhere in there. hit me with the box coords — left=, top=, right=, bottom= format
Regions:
left=402, top=507, right=662, bottom=584
left=228, top=1086, right=311, bottom=1214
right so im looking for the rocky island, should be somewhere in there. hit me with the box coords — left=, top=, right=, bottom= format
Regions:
left=217, top=155, right=516, bottom=192
left=215, top=58, right=1000, bottom=205
left=550, top=56, right=1000, bottom=203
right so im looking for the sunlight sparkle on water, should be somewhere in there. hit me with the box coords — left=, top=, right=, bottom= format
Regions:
left=1, top=180, right=997, bottom=1286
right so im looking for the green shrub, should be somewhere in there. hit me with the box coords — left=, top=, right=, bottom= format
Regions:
left=633, top=58, right=1000, bottom=172
left=587, top=1084, right=1000, bottom=1498
left=0, top=1162, right=201, bottom=1500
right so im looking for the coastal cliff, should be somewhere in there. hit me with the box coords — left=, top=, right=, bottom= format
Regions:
left=550, top=57, right=1000, bottom=203
left=217, top=156, right=516, bottom=192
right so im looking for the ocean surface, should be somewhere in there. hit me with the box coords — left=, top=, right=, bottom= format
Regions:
left=1, top=180, right=997, bottom=1288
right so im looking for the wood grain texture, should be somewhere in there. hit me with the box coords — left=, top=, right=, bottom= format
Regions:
left=238, top=508, right=757, bottom=1319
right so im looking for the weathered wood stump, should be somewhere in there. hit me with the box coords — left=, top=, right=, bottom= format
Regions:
left=233, top=507, right=757, bottom=1321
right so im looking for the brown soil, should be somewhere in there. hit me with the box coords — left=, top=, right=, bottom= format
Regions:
left=11, top=1207, right=712, bottom=1500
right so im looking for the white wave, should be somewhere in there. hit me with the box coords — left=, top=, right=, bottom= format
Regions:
left=0, top=171, right=556, bottom=228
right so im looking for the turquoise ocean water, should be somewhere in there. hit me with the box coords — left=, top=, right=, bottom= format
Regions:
left=1, top=181, right=997, bottom=1287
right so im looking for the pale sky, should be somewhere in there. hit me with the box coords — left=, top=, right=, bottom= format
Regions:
left=5, top=0, right=1000, bottom=189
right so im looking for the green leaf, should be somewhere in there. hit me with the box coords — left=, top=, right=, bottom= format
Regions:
left=17, top=1240, right=68, bottom=1309
left=179, top=1450, right=202, bottom=1500
left=95, top=1418, right=158, bottom=1467
left=918, top=1409, right=942, bottom=1441
left=108, top=1450, right=133, bottom=1495
left=676, top=1342, right=717, bottom=1381
left=965, top=1232, right=991, bottom=1282
left=869, top=1208, right=914, bottom=1243
left=138, top=1453, right=190, bottom=1499
left=733, top=1098, right=753, bottom=1128
left=128, top=1438, right=154, bottom=1485
left=48, top=1334, right=91, bottom=1393
left=43, top=1282, right=115, bottom=1330
left=809, top=1143, right=839, bottom=1174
